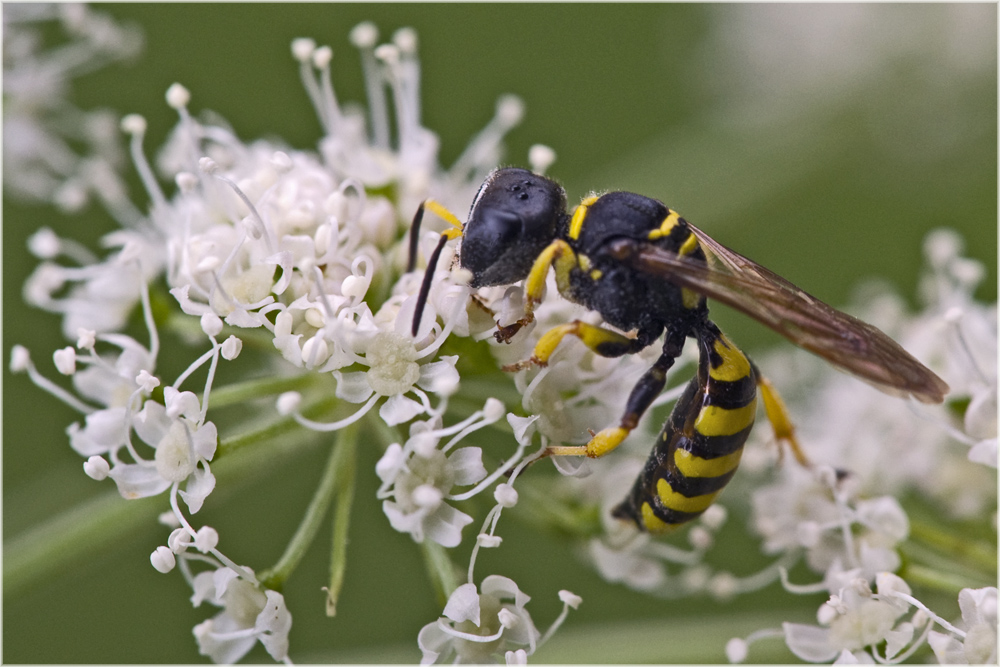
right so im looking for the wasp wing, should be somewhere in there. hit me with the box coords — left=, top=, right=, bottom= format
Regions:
left=607, top=228, right=949, bottom=404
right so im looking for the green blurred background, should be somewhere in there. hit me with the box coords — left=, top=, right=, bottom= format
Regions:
left=4, top=4, right=996, bottom=663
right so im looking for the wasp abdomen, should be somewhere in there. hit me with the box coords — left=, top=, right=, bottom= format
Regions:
left=612, top=328, right=757, bottom=533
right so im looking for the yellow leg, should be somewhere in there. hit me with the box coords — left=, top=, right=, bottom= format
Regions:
left=495, top=239, right=574, bottom=343
left=502, top=320, right=641, bottom=371
left=512, top=321, right=645, bottom=458
left=539, top=329, right=686, bottom=461
left=545, top=426, right=630, bottom=458
left=423, top=199, right=463, bottom=230
left=757, top=376, right=810, bottom=467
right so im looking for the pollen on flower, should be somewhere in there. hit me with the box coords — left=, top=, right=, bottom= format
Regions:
left=365, top=332, right=421, bottom=396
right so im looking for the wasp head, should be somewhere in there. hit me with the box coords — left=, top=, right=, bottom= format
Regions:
left=460, top=167, right=566, bottom=287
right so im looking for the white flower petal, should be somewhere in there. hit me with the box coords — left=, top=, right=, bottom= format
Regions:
left=376, top=443, right=405, bottom=485
left=447, top=446, right=488, bottom=486
left=164, top=387, right=201, bottom=421
left=883, top=623, right=914, bottom=660
left=379, top=393, right=424, bottom=426
left=170, top=285, right=213, bottom=317
left=959, top=586, right=998, bottom=626
left=255, top=590, right=292, bottom=661
left=133, top=401, right=170, bottom=447
left=70, top=407, right=128, bottom=456
left=212, top=566, right=242, bottom=599
left=442, top=582, right=481, bottom=625
left=107, top=463, right=172, bottom=499
left=482, top=574, right=530, bottom=609
left=190, top=570, right=219, bottom=607
left=273, top=333, right=304, bottom=366
left=417, top=357, right=460, bottom=395
left=968, top=438, right=998, bottom=468
left=965, top=386, right=997, bottom=440
left=334, top=371, right=374, bottom=403
left=507, top=413, right=538, bottom=445
left=179, top=467, right=216, bottom=514
left=783, top=622, right=839, bottom=663
left=928, top=630, right=967, bottom=665
left=383, top=500, right=424, bottom=541
left=191, top=421, right=218, bottom=461
left=417, top=621, right=450, bottom=665
left=194, top=618, right=257, bottom=664
left=422, top=503, right=473, bottom=548
left=855, top=496, right=909, bottom=541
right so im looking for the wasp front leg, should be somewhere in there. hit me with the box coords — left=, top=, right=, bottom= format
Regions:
left=494, top=239, right=575, bottom=343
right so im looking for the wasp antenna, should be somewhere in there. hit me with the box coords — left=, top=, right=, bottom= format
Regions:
left=407, top=201, right=426, bottom=274
left=411, top=231, right=451, bottom=337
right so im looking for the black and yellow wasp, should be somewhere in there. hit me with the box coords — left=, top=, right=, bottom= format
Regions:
left=407, top=167, right=949, bottom=533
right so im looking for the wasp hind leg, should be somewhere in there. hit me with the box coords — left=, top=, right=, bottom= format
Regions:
left=544, top=327, right=687, bottom=459
left=750, top=361, right=811, bottom=468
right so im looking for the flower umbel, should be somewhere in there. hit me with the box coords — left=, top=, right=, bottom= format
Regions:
left=10, top=8, right=994, bottom=666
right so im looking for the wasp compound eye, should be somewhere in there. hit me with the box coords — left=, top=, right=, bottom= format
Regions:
left=460, top=168, right=566, bottom=287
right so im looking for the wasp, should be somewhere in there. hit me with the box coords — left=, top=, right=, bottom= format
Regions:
left=407, top=167, right=949, bottom=533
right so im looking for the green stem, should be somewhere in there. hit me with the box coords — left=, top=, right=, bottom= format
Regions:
left=903, top=563, right=992, bottom=595
left=5, top=397, right=339, bottom=598
left=4, top=491, right=163, bottom=599
left=909, top=519, right=997, bottom=573
left=260, top=422, right=357, bottom=590
left=207, top=373, right=329, bottom=410
left=165, top=311, right=275, bottom=350
left=217, top=395, right=338, bottom=457
left=326, top=423, right=358, bottom=616
left=420, top=540, right=460, bottom=607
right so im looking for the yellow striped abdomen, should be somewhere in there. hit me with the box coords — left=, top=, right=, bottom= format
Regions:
left=612, top=327, right=757, bottom=533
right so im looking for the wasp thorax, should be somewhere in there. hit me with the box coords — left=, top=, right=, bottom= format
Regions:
left=460, top=167, right=566, bottom=287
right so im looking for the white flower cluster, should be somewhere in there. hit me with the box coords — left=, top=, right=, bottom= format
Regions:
left=718, top=230, right=997, bottom=663
left=3, top=3, right=141, bottom=209
left=728, top=574, right=996, bottom=664
left=12, top=13, right=582, bottom=663
left=12, top=6, right=994, bottom=666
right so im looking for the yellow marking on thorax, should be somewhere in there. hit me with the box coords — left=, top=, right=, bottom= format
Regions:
left=678, top=231, right=699, bottom=257
left=674, top=447, right=743, bottom=479
left=708, top=334, right=752, bottom=383
left=656, top=478, right=720, bottom=514
left=694, top=400, right=757, bottom=437
left=681, top=288, right=702, bottom=310
left=575, top=253, right=603, bottom=282
left=568, top=195, right=600, bottom=240
left=647, top=210, right=681, bottom=241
